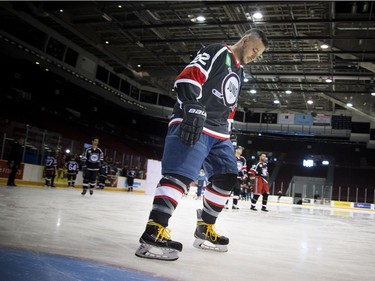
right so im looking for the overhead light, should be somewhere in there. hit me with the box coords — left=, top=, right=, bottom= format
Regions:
left=118, top=5, right=122, bottom=8
left=320, top=44, right=329, bottom=49
left=137, top=64, right=141, bottom=68
left=273, top=100, right=280, bottom=104
left=59, top=9, right=63, bottom=13
left=196, top=15, right=206, bottom=22
left=285, top=90, right=292, bottom=94
left=322, top=160, right=329, bottom=165
left=346, top=102, right=353, bottom=107
left=307, top=100, right=313, bottom=105
left=105, top=41, right=109, bottom=44
left=250, top=89, right=257, bottom=94
left=371, top=92, right=375, bottom=96
left=244, top=78, right=249, bottom=82
left=325, top=78, right=332, bottom=83
left=253, top=12, right=263, bottom=19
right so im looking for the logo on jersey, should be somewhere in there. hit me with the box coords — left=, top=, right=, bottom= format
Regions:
left=90, top=154, right=99, bottom=162
left=221, top=70, right=240, bottom=106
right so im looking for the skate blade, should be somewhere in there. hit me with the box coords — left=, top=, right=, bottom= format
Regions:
left=135, top=243, right=179, bottom=261
left=193, top=238, right=228, bottom=252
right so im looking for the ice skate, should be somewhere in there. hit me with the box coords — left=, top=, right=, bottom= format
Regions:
left=232, top=204, right=239, bottom=210
left=193, top=209, right=229, bottom=252
left=135, top=221, right=183, bottom=261
left=261, top=207, right=269, bottom=212
left=81, top=189, right=87, bottom=196
left=89, top=189, right=93, bottom=195
left=250, top=206, right=257, bottom=211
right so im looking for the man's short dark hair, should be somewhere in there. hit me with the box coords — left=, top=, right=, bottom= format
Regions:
left=244, top=29, right=269, bottom=50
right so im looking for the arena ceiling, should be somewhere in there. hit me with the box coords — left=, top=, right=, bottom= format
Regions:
left=1, top=1, right=375, bottom=120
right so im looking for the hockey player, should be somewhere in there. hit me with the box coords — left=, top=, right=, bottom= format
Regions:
left=81, top=137, right=104, bottom=196
left=194, top=169, right=208, bottom=200
left=44, top=151, right=57, bottom=188
left=249, top=152, right=270, bottom=212
left=97, top=160, right=109, bottom=189
left=135, top=29, right=268, bottom=261
left=126, top=167, right=136, bottom=192
left=65, top=155, right=79, bottom=188
left=226, top=145, right=247, bottom=209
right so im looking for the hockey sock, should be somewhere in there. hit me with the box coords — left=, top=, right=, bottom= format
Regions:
left=262, top=193, right=269, bottom=208
left=251, top=194, right=260, bottom=207
left=149, top=174, right=190, bottom=227
left=202, top=173, right=236, bottom=224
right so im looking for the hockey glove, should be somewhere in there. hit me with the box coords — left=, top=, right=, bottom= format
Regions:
left=178, top=101, right=207, bottom=146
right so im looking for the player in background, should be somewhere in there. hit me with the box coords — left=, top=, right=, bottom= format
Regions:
left=44, top=151, right=57, bottom=188
left=65, top=154, right=79, bottom=188
left=81, top=137, right=103, bottom=196
left=97, top=160, right=109, bottom=189
left=249, top=152, right=270, bottom=212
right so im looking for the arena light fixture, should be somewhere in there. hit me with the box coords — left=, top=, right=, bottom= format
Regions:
left=307, top=99, right=313, bottom=105
left=320, top=44, right=329, bottom=49
left=273, top=99, right=280, bottom=104
left=346, top=102, right=353, bottom=107
left=250, top=89, right=257, bottom=94
left=325, top=78, right=332, bottom=83
left=285, top=90, right=292, bottom=94
left=196, top=15, right=206, bottom=22
left=253, top=12, right=263, bottom=19
left=371, top=92, right=375, bottom=96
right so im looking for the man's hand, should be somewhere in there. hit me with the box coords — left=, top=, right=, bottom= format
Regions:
left=178, top=101, right=207, bottom=146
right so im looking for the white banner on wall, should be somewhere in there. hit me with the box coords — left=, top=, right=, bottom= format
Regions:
left=145, top=159, right=162, bottom=195
left=278, top=113, right=295, bottom=125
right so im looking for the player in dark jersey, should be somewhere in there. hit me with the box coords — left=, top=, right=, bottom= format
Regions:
left=136, top=29, right=268, bottom=261
left=97, top=160, right=109, bottom=189
left=226, top=145, right=247, bottom=209
left=81, top=137, right=104, bottom=196
left=249, top=152, right=270, bottom=212
left=44, top=152, right=57, bottom=188
left=126, top=167, right=136, bottom=192
left=65, top=155, right=79, bottom=188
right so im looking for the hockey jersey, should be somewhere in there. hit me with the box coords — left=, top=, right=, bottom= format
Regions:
left=45, top=156, right=57, bottom=171
left=81, top=146, right=104, bottom=171
left=249, top=162, right=269, bottom=181
left=65, top=160, right=79, bottom=175
left=236, top=155, right=247, bottom=179
left=170, top=43, right=244, bottom=140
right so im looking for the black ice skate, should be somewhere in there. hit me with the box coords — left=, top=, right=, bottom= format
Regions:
left=193, top=209, right=229, bottom=252
left=250, top=206, right=257, bottom=211
left=232, top=204, right=239, bottom=210
left=135, top=221, right=183, bottom=261
left=81, top=189, right=87, bottom=196
left=261, top=207, right=269, bottom=212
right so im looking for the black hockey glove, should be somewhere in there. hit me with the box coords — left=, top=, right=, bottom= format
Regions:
left=178, top=101, right=207, bottom=146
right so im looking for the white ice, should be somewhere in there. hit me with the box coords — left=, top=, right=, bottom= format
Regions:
left=0, top=186, right=374, bottom=281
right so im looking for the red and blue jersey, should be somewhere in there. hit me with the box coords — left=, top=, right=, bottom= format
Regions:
left=170, top=43, right=244, bottom=140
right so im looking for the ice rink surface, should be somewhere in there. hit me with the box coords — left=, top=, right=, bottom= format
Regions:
left=0, top=185, right=374, bottom=281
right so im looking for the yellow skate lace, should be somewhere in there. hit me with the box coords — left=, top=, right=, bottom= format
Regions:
left=197, top=222, right=220, bottom=242
left=147, top=221, right=171, bottom=241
